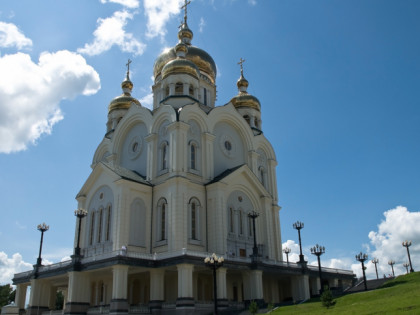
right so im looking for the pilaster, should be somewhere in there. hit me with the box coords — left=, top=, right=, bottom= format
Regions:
left=145, top=133, right=158, bottom=180
left=202, top=132, right=215, bottom=180
left=110, top=265, right=129, bottom=315
left=176, top=264, right=195, bottom=309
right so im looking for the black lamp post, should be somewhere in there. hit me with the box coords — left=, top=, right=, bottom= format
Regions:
left=293, top=221, right=305, bottom=263
left=204, top=253, right=224, bottom=315
left=283, top=247, right=291, bottom=264
left=403, top=262, right=410, bottom=274
left=388, top=260, right=395, bottom=277
left=402, top=240, right=414, bottom=273
left=36, top=223, right=49, bottom=266
left=355, top=252, right=368, bottom=291
left=310, top=244, right=325, bottom=294
left=371, top=258, right=379, bottom=280
left=74, top=208, right=88, bottom=256
left=248, top=211, right=260, bottom=260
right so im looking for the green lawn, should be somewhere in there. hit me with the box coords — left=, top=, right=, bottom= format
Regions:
left=271, top=272, right=420, bottom=314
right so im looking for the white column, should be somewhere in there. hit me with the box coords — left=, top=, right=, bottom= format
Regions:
left=28, top=279, right=51, bottom=315
left=176, top=264, right=194, bottom=308
left=14, top=284, right=28, bottom=311
left=291, top=275, right=310, bottom=302
left=65, top=271, right=90, bottom=315
left=145, top=133, right=157, bottom=180
left=249, top=270, right=264, bottom=300
left=110, top=265, right=129, bottom=314
left=149, top=269, right=165, bottom=311
left=202, top=133, right=215, bottom=180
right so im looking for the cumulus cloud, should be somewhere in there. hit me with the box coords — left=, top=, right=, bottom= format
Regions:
left=78, top=10, right=145, bottom=56
left=143, top=0, right=184, bottom=38
left=361, top=206, right=420, bottom=278
left=0, top=50, right=100, bottom=153
left=100, top=0, right=140, bottom=9
left=0, top=21, right=32, bottom=50
left=282, top=239, right=301, bottom=263
left=0, top=252, right=33, bottom=285
left=140, top=92, right=153, bottom=109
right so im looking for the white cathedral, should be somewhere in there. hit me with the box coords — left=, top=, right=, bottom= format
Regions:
left=6, top=7, right=354, bottom=315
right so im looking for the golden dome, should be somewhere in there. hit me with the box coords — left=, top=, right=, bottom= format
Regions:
left=108, top=75, right=141, bottom=113
left=153, top=23, right=216, bottom=84
left=230, top=70, right=260, bottom=111
left=162, top=58, right=200, bottom=79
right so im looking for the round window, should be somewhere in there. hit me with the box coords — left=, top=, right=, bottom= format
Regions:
left=224, top=140, right=232, bottom=151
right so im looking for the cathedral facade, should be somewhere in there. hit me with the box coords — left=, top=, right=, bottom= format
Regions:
left=8, top=10, right=354, bottom=315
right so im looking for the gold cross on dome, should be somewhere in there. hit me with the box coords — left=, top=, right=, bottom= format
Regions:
left=126, top=59, right=132, bottom=73
left=181, top=0, right=191, bottom=24
left=238, top=57, right=246, bottom=75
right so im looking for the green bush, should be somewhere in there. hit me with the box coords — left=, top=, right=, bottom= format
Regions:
left=320, top=286, right=336, bottom=308
left=249, top=300, right=259, bottom=314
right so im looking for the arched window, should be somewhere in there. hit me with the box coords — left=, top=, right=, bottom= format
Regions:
left=97, top=208, right=103, bottom=243
left=259, top=166, right=266, bottom=187
left=239, top=210, right=243, bottom=235
left=89, top=212, right=95, bottom=245
left=175, top=82, right=183, bottom=95
left=165, top=85, right=169, bottom=97
left=248, top=215, right=253, bottom=237
left=189, top=198, right=201, bottom=242
left=157, top=198, right=168, bottom=242
left=106, top=205, right=112, bottom=241
left=161, top=142, right=168, bottom=170
left=189, top=85, right=194, bottom=96
left=229, top=207, right=234, bottom=233
left=203, top=88, right=207, bottom=105
left=244, top=115, right=251, bottom=126
left=190, top=143, right=196, bottom=170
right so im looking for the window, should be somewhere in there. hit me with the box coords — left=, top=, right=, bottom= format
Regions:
left=165, top=86, right=169, bottom=97
left=189, top=85, right=194, bottom=96
left=106, top=205, right=112, bottom=241
left=244, top=115, right=251, bottom=125
left=162, top=143, right=168, bottom=170
left=191, top=202, right=197, bottom=240
left=229, top=207, right=234, bottom=233
left=190, top=143, right=196, bottom=170
left=248, top=216, right=253, bottom=237
left=157, top=198, right=168, bottom=242
left=97, top=208, right=103, bottom=243
left=89, top=212, right=95, bottom=245
left=161, top=203, right=166, bottom=240
left=259, top=166, right=266, bottom=187
left=239, top=210, right=243, bottom=235
left=175, top=82, right=183, bottom=95
left=203, top=88, right=207, bottom=105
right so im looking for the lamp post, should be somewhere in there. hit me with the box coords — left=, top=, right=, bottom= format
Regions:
left=293, top=221, right=305, bottom=263
left=310, top=244, right=325, bottom=294
left=355, top=252, right=368, bottom=291
left=283, top=247, right=291, bottom=264
left=204, top=253, right=224, bottom=315
left=403, top=262, right=410, bottom=274
left=388, top=260, right=395, bottom=277
left=74, top=208, right=88, bottom=256
left=36, top=223, right=49, bottom=266
left=371, top=258, right=379, bottom=280
left=248, top=211, right=260, bottom=260
left=402, top=241, right=414, bottom=273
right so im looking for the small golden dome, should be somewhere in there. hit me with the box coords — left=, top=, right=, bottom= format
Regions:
left=108, top=74, right=141, bottom=113
left=231, top=62, right=260, bottom=111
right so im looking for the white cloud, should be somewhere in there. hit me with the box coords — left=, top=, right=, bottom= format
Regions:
left=78, top=10, right=145, bottom=56
left=0, top=21, right=32, bottom=50
left=43, top=248, right=73, bottom=262
left=0, top=50, right=100, bottom=153
left=140, top=92, right=153, bottom=109
left=0, top=252, right=33, bottom=285
left=143, top=0, right=184, bottom=38
left=282, top=239, right=301, bottom=263
left=198, top=17, right=205, bottom=33
left=248, top=0, right=257, bottom=6
left=100, top=0, right=140, bottom=9
left=362, top=206, right=420, bottom=278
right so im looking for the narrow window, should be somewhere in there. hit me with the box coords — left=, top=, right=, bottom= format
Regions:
left=106, top=205, right=111, bottom=241
left=165, top=86, right=169, bottom=97
left=229, top=207, right=234, bottom=233
left=175, top=82, right=183, bottom=95
left=89, top=212, right=95, bottom=245
left=161, top=203, right=166, bottom=240
left=98, top=208, right=103, bottom=243
left=162, top=144, right=167, bottom=170
left=189, top=85, right=194, bottom=96
left=239, top=211, right=243, bottom=235
left=244, top=115, right=251, bottom=125
left=191, top=202, right=196, bottom=240
left=248, top=216, right=253, bottom=237
left=190, top=144, right=196, bottom=170
left=203, top=88, right=207, bottom=105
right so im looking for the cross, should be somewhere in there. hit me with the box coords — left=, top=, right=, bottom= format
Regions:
left=181, top=0, right=191, bottom=24
left=126, top=59, right=132, bottom=79
left=238, top=57, right=245, bottom=75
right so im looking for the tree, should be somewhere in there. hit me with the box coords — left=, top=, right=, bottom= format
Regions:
left=0, top=284, right=14, bottom=308
left=249, top=300, right=259, bottom=314
left=55, top=291, right=64, bottom=310
left=320, top=286, right=336, bottom=308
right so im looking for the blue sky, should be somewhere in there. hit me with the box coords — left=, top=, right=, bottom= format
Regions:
left=0, top=0, right=419, bottom=284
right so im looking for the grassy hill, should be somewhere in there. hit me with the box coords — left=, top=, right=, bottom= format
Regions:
left=271, top=272, right=420, bottom=314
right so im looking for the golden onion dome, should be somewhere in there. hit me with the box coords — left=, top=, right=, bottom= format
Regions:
left=162, top=58, right=200, bottom=79
left=108, top=75, right=141, bottom=113
left=230, top=72, right=260, bottom=111
left=153, top=23, right=216, bottom=84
